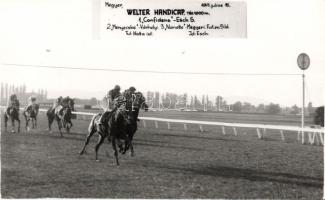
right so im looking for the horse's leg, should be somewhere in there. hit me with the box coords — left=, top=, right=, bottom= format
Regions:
left=57, top=119, right=63, bottom=137
left=48, top=115, right=54, bottom=133
left=79, top=129, right=96, bottom=155
left=31, top=118, right=35, bottom=129
left=17, top=118, right=20, bottom=133
left=129, top=136, right=135, bottom=157
left=95, top=134, right=105, bottom=162
left=11, top=117, right=15, bottom=132
left=4, top=114, right=8, bottom=132
left=112, top=137, right=120, bottom=166
left=25, top=115, right=29, bottom=131
left=65, top=121, right=70, bottom=133
left=122, top=135, right=132, bottom=155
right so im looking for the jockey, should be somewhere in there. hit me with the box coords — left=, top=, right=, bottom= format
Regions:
left=51, top=96, right=63, bottom=115
left=106, top=85, right=121, bottom=111
left=124, top=86, right=136, bottom=98
left=25, top=96, right=37, bottom=112
left=123, top=86, right=136, bottom=110
left=53, top=96, right=63, bottom=108
left=99, top=85, right=123, bottom=124
left=7, top=94, right=20, bottom=113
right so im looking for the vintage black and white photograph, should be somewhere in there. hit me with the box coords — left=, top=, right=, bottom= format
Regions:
left=0, top=0, right=324, bottom=199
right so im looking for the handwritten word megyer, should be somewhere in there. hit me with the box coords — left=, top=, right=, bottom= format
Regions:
left=105, top=2, right=123, bottom=9
left=127, top=9, right=185, bottom=15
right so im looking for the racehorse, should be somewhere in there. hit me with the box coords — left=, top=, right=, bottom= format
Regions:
left=4, top=106, right=20, bottom=133
left=79, top=104, right=130, bottom=165
left=47, top=98, right=74, bottom=137
left=124, top=92, right=148, bottom=156
left=23, top=104, right=39, bottom=131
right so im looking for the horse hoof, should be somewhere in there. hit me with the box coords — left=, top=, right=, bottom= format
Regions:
left=96, top=159, right=100, bottom=162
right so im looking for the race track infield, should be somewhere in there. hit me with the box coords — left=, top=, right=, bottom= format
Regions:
left=1, top=112, right=323, bottom=199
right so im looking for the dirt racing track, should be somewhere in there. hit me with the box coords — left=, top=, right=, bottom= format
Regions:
left=1, top=112, right=323, bottom=199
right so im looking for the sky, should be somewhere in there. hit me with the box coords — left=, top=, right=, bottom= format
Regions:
left=0, top=0, right=324, bottom=107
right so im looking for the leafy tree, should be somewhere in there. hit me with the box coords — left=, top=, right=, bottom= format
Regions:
left=313, top=106, right=324, bottom=127
left=266, top=103, right=281, bottom=114
left=307, top=102, right=314, bottom=116
left=89, top=97, right=97, bottom=105
left=232, top=101, right=242, bottom=112
left=291, top=104, right=300, bottom=114
left=257, top=104, right=265, bottom=113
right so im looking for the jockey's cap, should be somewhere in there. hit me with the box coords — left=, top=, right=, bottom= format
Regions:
left=129, top=86, right=136, bottom=92
left=114, top=85, right=121, bottom=90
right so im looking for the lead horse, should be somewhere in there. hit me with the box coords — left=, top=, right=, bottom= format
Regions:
left=79, top=104, right=130, bottom=165
left=4, top=106, right=20, bottom=133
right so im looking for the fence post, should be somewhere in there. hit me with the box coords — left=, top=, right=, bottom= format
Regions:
left=154, top=121, right=159, bottom=129
left=167, top=122, right=171, bottom=130
left=318, top=132, right=324, bottom=145
left=184, top=123, right=187, bottom=132
left=280, top=130, right=285, bottom=142
left=256, top=128, right=262, bottom=139
left=232, top=127, right=237, bottom=136
left=199, top=125, right=204, bottom=133
left=222, top=126, right=226, bottom=135
left=307, top=132, right=314, bottom=145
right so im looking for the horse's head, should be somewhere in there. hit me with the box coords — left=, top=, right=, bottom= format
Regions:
left=62, top=106, right=72, bottom=121
left=29, top=104, right=39, bottom=117
left=65, top=98, right=75, bottom=111
left=130, top=92, right=148, bottom=111
left=113, top=104, right=129, bottom=126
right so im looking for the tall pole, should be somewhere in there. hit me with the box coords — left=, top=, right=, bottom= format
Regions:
left=301, top=72, right=305, bottom=144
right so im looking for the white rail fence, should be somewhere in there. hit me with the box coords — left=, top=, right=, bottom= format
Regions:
left=1, top=107, right=324, bottom=146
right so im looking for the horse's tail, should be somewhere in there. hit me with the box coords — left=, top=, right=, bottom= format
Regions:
left=88, top=113, right=100, bottom=133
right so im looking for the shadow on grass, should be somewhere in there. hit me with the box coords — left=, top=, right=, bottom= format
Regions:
left=133, top=141, right=205, bottom=152
left=148, top=131, right=243, bottom=142
left=145, top=161, right=323, bottom=188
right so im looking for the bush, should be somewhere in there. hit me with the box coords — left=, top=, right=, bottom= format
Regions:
left=313, top=106, right=324, bottom=127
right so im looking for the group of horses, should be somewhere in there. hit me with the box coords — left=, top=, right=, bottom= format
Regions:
left=4, top=103, right=39, bottom=133
left=3, top=92, right=148, bottom=166
left=3, top=98, right=74, bottom=135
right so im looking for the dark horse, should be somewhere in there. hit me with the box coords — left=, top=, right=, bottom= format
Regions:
left=79, top=104, right=130, bottom=165
left=124, top=92, right=148, bottom=156
left=4, top=106, right=20, bottom=133
left=47, top=98, right=74, bottom=137
left=23, top=104, right=39, bottom=131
